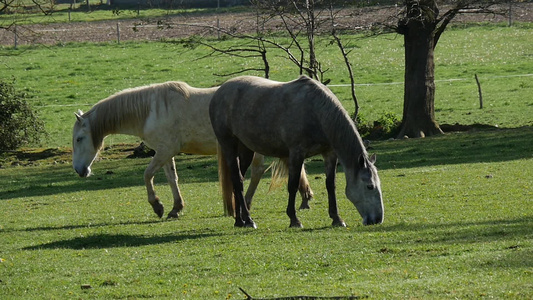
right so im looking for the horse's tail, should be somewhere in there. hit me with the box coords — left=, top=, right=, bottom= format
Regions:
left=268, top=158, right=289, bottom=192
left=217, top=143, right=235, bottom=217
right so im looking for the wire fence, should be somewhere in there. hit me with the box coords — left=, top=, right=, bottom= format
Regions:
left=32, top=73, right=532, bottom=108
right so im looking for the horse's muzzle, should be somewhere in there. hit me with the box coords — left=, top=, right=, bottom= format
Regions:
left=363, top=214, right=383, bottom=226
left=75, top=166, right=91, bottom=178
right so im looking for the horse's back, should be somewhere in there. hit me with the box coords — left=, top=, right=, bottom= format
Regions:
left=143, top=84, right=219, bottom=155
left=209, top=76, right=332, bottom=158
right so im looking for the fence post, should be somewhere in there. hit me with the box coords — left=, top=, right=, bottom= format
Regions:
left=14, top=24, right=18, bottom=49
left=217, top=0, right=220, bottom=39
left=475, top=74, right=483, bottom=109
left=508, top=1, right=512, bottom=27
left=116, top=23, right=120, bottom=44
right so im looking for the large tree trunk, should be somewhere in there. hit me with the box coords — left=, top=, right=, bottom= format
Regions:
left=397, top=0, right=444, bottom=138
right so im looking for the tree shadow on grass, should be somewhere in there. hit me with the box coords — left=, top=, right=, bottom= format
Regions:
left=373, top=127, right=533, bottom=170
left=303, top=127, right=533, bottom=173
left=2, top=127, right=531, bottom=200
left=23, top=230, right=222, bottom=250
left=361, top=216, right=532, bottom=248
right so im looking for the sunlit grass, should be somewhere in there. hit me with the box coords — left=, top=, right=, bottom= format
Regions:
left=1, top=130, right=531, bottom=299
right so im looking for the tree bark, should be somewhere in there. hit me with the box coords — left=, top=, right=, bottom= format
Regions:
left=397, top=0, right=444, bottom=138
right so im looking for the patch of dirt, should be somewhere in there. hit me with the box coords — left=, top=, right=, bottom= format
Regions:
left=1, top=3, right=532, bottom=46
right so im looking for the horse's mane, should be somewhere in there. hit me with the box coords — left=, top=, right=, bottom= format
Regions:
left=296, top=76, right=366, bottom=165
left=83, top=81, right=190, bottom=150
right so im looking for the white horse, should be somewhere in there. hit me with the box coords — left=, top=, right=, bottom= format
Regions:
left=72, top=81, right=313, bottom=219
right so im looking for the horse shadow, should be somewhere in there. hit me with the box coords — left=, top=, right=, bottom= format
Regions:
left=22, top=229, right=222, bottom=250
left=0, top=154, right=220, bottom=201
left=4, top=219, right=162, bottom=233
left=358, top=216, right=532, bottom=246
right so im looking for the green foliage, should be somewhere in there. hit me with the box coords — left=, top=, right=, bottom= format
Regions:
left=0, top=79, right=46, bottom=151
left=356, top=112, right=401, bottom=139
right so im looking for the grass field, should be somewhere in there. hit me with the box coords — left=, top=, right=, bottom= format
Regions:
left=0, top=12, right=532, bottom=299
left=0, top=128, right=532, bottom=299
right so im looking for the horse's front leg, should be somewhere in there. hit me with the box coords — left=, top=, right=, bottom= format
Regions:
left=163, top=157, right=184, bottom=219
left=144, top=155, right=167, bottom=218
left=324, top=152, right=346, bottom=227
left=287, top=156, right=305, bottom=228
left=298, top=164, right=314, bottom=210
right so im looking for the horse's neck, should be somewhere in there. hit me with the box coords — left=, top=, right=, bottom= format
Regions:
left=90, top=102, right=145, bottom=143
left=321, top=110, right=365, bottom=168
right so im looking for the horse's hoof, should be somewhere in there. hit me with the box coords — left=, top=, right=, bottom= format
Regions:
left=166, top=211, right=179, bottom=219
left=332, top=219, right=346, bottom=227
left=235, top=219, right=257, bottom=228
left=244, top=221, right=257, bottom=229
left=150, top=199, right=164, bottom=218
left=244, top=220, right=257, bottom=229
left=234, top=219, right=245, bottom=227
left=289, top=220, right=303, bottom=228
left=299, top=202, right=311, bottom=210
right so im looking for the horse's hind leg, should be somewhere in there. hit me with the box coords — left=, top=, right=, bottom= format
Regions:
left=245, top=153, right=266, bottom=208
left=144, top=155, right=168, bottom=218
left=287, top=155, right=305, bottom=228
left=298, top=165, right=314, bottom=210
left=224, top=144, right=256, bottom=228
left=163, top=157, right=184, bottom=219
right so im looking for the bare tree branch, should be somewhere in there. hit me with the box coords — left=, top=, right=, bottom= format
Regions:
left=328, top=3, right=359, bottom=119
left=0, top=0, right=16, bottom=14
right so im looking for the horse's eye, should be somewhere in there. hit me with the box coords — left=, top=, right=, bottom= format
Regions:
left=367, top=184, right=375, bottom=190
left=76, top=137, right=83, bottom=143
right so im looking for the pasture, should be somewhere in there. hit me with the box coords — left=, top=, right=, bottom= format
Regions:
left=1, top=24, right=532, bottom=147
left=0, top=18, right=532, bottom=299
left=0, top=129, right=531, bottom=299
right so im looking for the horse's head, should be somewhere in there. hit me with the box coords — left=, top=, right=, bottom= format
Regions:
left=345, top=153, right=384, bottom=225
left=72, top=110, right=98, bottom=177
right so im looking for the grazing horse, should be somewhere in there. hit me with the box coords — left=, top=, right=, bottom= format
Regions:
left=72, top=81, right=313, bottom=219
left=209, top=76, right=384, bottom=228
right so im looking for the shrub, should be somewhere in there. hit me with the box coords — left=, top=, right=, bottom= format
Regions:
left=355, top=111, right=401, bottom=139
left=0, top=79, right=46, bottom=151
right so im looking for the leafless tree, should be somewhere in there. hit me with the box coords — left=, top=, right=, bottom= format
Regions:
left=195, top=0, right=361, bottom=118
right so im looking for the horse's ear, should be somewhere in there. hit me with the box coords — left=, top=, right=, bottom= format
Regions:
left=75, top=111, right=83, bottom=122
left=358, top=154, right=367, bottom=168
left=369, top=153, right=377, bottom=164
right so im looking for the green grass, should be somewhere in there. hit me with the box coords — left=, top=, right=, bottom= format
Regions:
left=0, top=14, right=532, bottom=299
left=1, top=24, right=532, bottom=148
left=1, top=129, right=531, bottom=299
left=0, top=1, right=242, bottom=25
